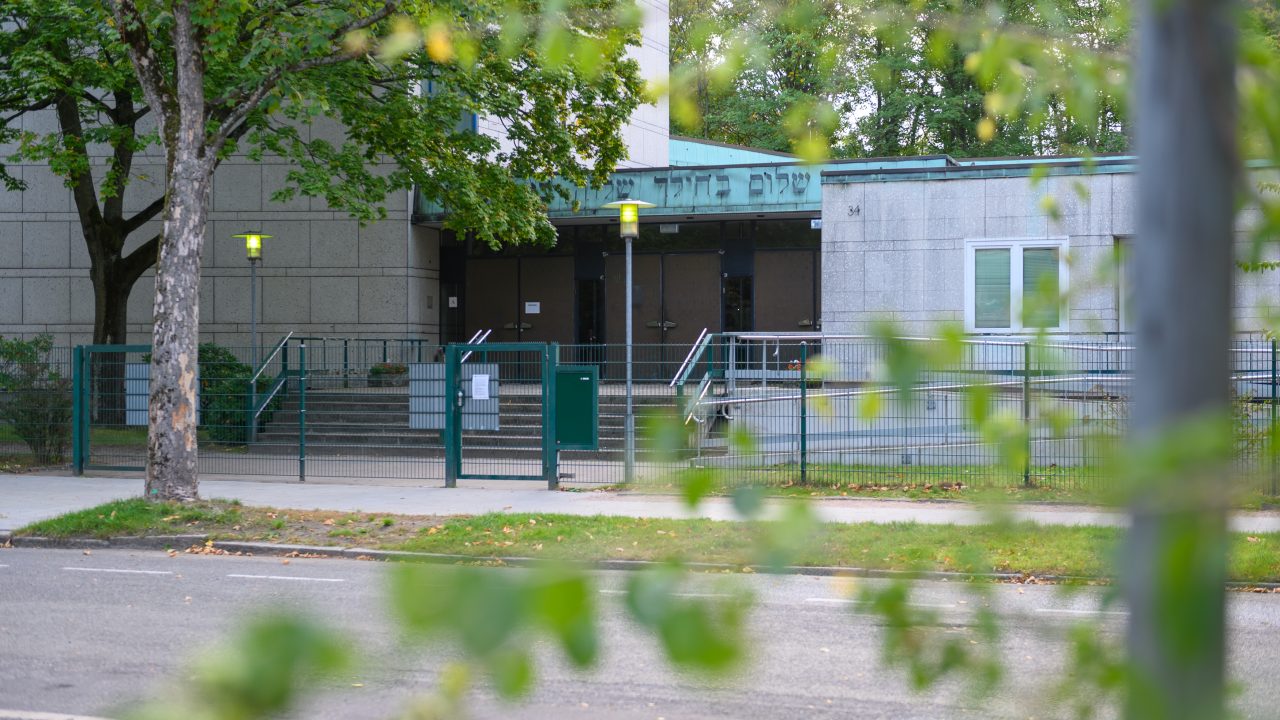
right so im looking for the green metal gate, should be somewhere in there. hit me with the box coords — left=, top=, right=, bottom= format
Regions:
left=444, top=342, right=560, bottom=487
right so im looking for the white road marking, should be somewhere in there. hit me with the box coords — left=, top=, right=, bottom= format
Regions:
left=599, top=589, right=731, bottom=599
left=227, top=573, right=345, bottom=583
left=0, top=709, right=113, bottom=720
left=1034, top=608, right=1128, bottom=616
left=62, top=567, right=172, bottom=576
left=804, top=598, right=959, bottom=610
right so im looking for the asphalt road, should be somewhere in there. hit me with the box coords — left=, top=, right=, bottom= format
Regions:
left=2, top=548, right=1279, bottom=720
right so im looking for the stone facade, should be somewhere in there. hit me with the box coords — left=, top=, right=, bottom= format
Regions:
left=819, top=165, right=1280, bottom=336
left=0, top=1, right=670, bottom=350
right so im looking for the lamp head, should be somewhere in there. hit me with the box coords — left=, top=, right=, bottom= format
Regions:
left=233, top=232, right=272, bottom=261
left=601, top=199, right=654, bottom=239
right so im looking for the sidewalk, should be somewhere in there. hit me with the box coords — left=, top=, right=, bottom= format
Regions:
left=4, top=473, right=1280, bottom=534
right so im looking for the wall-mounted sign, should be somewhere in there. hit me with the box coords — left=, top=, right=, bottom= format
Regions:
left=659, top=224, right=680, bottom=234
left=810, top=218, right=823, bottom=230
left=448, top=296, right=458, bottom=308
left=524, top=301, right=541, bottom=314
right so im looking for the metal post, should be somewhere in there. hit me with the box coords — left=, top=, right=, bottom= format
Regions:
left=72, top=345, right=85, bottom=475
left=298, top=342, right=306, bottom=483
left=445, top=343, right=459, bottom=488
left=246, top=259, right=259, bottom=445
left=800, top=341, right=808, bottom=484
left=249, top=258, right=258, bottom=365
left=1271, top=339, right=1277, bottom=496
left=546, top=343, right=559, bottom=491
left=343, top=339, right=349, bottom=389
left=625, top=236, right=635, bottom=485
left=1023, top=341, right=1031, bottom=487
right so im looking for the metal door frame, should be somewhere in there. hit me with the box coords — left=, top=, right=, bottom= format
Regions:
left=444, top=341, right=559, bottom=488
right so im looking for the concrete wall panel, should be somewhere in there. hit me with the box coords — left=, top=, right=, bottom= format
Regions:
left=22, top=222, right=70, bottom=268
left=23, top=276, right=68, bottom=323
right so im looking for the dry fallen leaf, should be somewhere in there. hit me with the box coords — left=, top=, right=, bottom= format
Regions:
left=323, top=518, right=335, bottom=526
left=282, top=559, right=291, bottom=565
left=1246, top=536, right=1261, bottom=543
left=82, top=550, right=92, bottom=556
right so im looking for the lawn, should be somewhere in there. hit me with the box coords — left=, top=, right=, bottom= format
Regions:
left=15, top=498, right=1280, bottom=583
left=625, top=464, right=1280, bottom=510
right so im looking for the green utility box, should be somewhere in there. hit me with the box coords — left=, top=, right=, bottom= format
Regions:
left=554, top=365, right=599, bottom=451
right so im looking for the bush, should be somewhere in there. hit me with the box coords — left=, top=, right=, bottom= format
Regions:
left=0, top=335, right=72, bottom=465
left=199, top=343, right=275, bottom=444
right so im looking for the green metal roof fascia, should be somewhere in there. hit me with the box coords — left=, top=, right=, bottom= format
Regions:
left=820, top=157, right=1137, bottom=184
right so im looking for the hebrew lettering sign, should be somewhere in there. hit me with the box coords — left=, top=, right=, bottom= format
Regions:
left=420, top=162, right=826, bottom=220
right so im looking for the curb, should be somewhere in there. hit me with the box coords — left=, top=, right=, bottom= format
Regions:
left=0, top=534, right=1102, bottom=584
left=6, top=535, right=1280, bottom=590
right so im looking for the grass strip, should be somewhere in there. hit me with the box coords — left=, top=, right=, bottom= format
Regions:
left=15, top=498, right=1280, bottom=583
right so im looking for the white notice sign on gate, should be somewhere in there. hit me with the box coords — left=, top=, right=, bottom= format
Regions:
left=472, top=373, right=491, bottom=400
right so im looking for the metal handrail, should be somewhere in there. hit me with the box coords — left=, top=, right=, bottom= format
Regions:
left=683, top=370, right=715, bottom=424
left=669, top=328, right=709, bottom=387
left=670, top=330, right=714, bottom=389
left=460, top=329, right=492, bottom=363
left=253, top=371, right=290, bottom=422
left=249, top=331, right=294, bottom=386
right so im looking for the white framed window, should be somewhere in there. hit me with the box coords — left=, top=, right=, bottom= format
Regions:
left=964, top=237, right=1070, bottom=333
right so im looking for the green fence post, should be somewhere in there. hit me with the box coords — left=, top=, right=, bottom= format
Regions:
left=1023, top=341, right=1032, bottom=487
left=546, top=342, right=559, bottom=490
left=72, top=345, right=85, bottom=475
left=800, top=341, right=808, bottom=485
left=1271, top=339, right=1277, bottom=496
left=298, top=342, right=307, bottom=483
left=445, top=343, right=459, bottom=488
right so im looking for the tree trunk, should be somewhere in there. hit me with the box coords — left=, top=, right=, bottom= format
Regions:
left=1124, top=0, right=1237, bottom=718
left=145, top=157, right=208, bottom=502
left=90, top=265, right=133, bottom=426
left=144, top=1, right=208, bottom=503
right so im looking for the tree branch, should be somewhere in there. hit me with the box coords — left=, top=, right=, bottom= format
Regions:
left=103, top=90, right=137, bottom=223
left=122, top=195, right=164, bottom=235
left=106, top=0, right=172, bottom=134
left=54, top=94, right=105, bottom=235
left=119, top=232, right=161, bottom=284
left=207, top=1, right=397, bottom=156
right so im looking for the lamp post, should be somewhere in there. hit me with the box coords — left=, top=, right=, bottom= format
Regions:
left=602, top=199, right=654, bottom=485
left=232, top=232, right=271, bottom=365
left=234, top=230, right=271, bottom=443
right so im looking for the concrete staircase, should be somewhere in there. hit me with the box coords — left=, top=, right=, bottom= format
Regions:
left=253, top=386, right=681, bottom=460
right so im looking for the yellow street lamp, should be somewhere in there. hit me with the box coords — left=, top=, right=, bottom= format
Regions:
left=232, top=232, right=272, bottom=365
left=601, top=199, right=654, bottom=484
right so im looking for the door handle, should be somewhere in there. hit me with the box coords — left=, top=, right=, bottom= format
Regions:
left=797, top=319, right=814, bottom=328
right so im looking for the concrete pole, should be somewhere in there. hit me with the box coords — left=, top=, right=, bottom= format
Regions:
left=1125, top=0, right=1237, bottom=717
left=625, top=235, right=635, bottom=484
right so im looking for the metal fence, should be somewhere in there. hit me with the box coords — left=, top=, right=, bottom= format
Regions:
left=0, top=343, right=74, bottom=471
left=674, top=333, right=1280, bottom=493
left=2, top=333, right=1272, bottom=494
